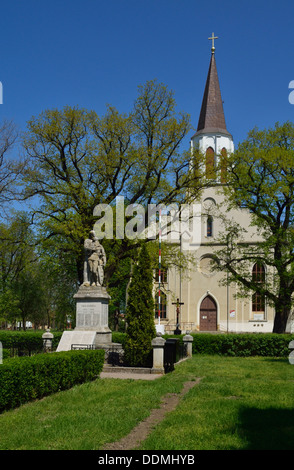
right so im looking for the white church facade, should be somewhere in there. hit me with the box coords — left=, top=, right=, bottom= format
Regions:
left=155, top=38, right=277, bottom=334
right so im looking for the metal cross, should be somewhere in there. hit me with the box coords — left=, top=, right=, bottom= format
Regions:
left=208, top=32, right=218, bottom=53
left=172, top=298, right=184, bottom=334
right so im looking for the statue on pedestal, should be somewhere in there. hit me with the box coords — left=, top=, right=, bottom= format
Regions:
left=83, top=230, right=106, bottom=287
left=57, top=230, right=113, bottom=351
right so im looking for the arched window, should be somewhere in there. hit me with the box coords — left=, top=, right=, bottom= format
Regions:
left=252, top=262, right=265, bottom=283
left=155, top=290, right=167, bottom=319
left=203, top=197, right=216, bottom=210
left=206, top=147, right=215, bottom=179
left=220, top=147, right=227, bottom=183
left=251, top=262, right=266, bottom=318
left=207, top=216, right=213, bottom=237
left=252, top=292, right=265, bottom=313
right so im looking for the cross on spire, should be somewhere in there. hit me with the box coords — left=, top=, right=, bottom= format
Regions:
left=208, top=32, right=218, bottom=53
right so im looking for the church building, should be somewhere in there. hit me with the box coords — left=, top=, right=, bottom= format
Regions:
left=155, top=35, right=277, bottom=334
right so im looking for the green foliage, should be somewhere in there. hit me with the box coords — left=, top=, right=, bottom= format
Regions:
left=212, top=121, right=294, bottom=333
left=102, top=331, right=294, bottom=358
left=0, top=213, right=36, bottom=326
left=0, top=349, right=104, bottom=412
left=191, top=333, right=294, bottom=357
left=0, top=212, right=76, bottom=329
left=124, top=244, right=156, bottom=366
left=0, top=330, right=63, bottom=355
left=20, top=81, right=204, bottom=289
left=111, top=331, right=127, bottom=347
left=1, top=348, right=10, bottom=359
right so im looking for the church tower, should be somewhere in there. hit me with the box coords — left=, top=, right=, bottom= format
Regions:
left=191, top=33, right=234, bottom=181
left=161, top=34, right=276, bottom=334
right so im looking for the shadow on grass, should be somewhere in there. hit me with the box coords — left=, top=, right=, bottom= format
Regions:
left=239, top=407, right=294, bottom=450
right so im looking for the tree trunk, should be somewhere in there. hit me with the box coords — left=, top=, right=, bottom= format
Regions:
left=273, top=300, right=291, bottom=334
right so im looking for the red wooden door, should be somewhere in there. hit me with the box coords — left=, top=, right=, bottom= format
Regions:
left=200, top=296, right=217, bottom=331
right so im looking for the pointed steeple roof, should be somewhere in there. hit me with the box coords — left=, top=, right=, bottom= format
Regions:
left=194, top=51, right=232, bottom=138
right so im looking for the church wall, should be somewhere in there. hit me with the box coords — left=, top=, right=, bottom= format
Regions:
left=156, top=185, right=276, bottom=335
left=162, top=256, right=275, bottom=334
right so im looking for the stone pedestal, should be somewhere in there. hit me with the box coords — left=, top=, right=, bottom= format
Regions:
left=183, top=334, right=193, bottom=357
left=74, top=285, right=112, bottom=346
left=56, top=285, right=112, bottom=352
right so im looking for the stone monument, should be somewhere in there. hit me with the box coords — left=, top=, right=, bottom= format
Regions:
left=57, top=231, right=113, bottom=352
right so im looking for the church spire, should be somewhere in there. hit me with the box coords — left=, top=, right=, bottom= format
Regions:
left=195, top=34, right=231, bottom=137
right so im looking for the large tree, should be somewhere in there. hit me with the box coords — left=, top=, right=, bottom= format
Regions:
left=0, top=213, right=39, bottom=328
left=0, top=212, right=76, bottom=329
left=0, top=119, right=22, bottom=213
left=21, top=80, right=204, bottom=287
left=212, top=121, right=294, bottom=333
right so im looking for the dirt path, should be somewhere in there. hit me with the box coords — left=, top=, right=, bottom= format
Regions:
left=103, top=378, right=202, bottom=450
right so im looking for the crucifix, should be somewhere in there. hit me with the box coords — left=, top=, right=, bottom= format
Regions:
left=208, top=32, right=218, bottom=53
left=172, top=298, right=184, bottom=334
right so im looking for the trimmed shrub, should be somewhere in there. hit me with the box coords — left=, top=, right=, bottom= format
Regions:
left=0, top=330, right=63, bottom=355
left=2, top=349, right=10, bottom=360
left=111, top=332, right=126, bottom=348
left=101, top=332, right=294, bottom=358
left=0, top=349, right=105, bottom=412
left=191, top=333, right=294, bottom=357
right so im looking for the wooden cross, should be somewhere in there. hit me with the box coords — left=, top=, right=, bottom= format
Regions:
left=172, top=298, right=184, bottom=333
left=208, top=32, right=218, bottom=53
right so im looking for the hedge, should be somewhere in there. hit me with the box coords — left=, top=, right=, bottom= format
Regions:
left=98, top=331, right=294, bottom=358
left=190, top=333, right=294, bottom=357
left=0, top=330, right=63, bottom=355
left=0, top=349, right=105, bottom=413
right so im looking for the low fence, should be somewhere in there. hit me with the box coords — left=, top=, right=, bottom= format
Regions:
left=70, top=335, right=193, bottom=373
left=103, top=345, right=125, bottom=366
left=164, top=338, right=187, bottom=373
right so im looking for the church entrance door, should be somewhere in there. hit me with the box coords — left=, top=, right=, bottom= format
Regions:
left=200, top=295, right=217, bottom=331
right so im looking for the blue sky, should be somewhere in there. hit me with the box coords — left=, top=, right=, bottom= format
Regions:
left=0, top=0, right=293, bottom=150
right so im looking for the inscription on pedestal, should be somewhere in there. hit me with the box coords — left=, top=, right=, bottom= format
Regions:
left=76, top=300, right=108, bottom=329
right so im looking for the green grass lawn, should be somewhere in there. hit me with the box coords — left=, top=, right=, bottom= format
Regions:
left=1, top=355, right=294, bottom=450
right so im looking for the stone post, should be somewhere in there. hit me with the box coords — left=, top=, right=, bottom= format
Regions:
left=151, top=335, right=166, bottom=374
left=183, top=334, right=193, bottom=358
left=42, top=329, right=54, bottom=352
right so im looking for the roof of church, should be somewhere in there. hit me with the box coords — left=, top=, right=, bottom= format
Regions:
left=192, top=52, right=232, bottom=138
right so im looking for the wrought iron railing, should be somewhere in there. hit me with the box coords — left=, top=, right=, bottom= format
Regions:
left=164, top=338, right=187, bottom=373
left=104, top=345, right=125, bottom=366
left=70, top=338, right=188, bottom=373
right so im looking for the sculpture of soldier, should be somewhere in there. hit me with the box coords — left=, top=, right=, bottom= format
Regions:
left=83, top=230, right=106, bottom=287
